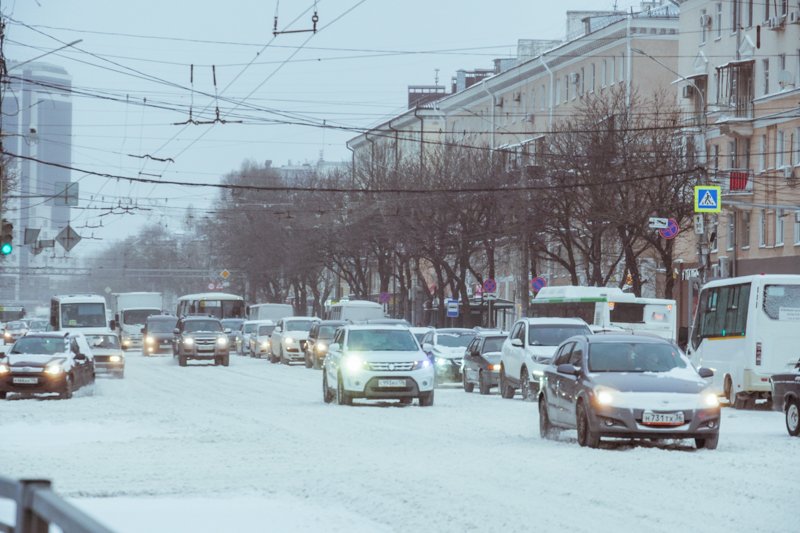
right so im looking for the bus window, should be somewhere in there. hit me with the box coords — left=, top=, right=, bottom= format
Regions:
left=609, top=303, right=645, bottom=324
left=763, top=285, right=800, bottom=320
left=529, top=302, right=596, bottom=324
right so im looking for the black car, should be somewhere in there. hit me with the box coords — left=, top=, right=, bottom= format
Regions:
left=304, top=320, right=346, bottom=369
left=539, top=334, right=721, bottom=450
left=142, top=315, right=178, bottom=355
left=462, top=332, right=507, bottom=395
left=770, top=368, right=800, bottom=436
left=173, top=317, right=230, bottom=367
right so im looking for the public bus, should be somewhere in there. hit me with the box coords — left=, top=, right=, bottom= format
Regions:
left=0, top=305, right=26, bottom=323
left=529, top=286, right=677, bottom=341
left=327, top=300, right=385, bottom=322
left=686, top=274, right=800, bottom=407
left=176, top=293, right=246, bottom=320
left=50, top=294, right=112, bottom=334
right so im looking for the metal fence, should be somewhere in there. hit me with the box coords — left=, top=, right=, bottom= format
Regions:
left=0, top=476, right=113, bottom=533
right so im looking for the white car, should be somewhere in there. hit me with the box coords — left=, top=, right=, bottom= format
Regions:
left=237, top=320, right=271, bottom=355
left=85, top=332, right=125, bottom=378
left=500, top=318, right=592, bottom=400
left=323, top=325, right=435, bottom=406
left=420, top=328, right=477, bottom=384
left=269, top=317, right=320, bottom=364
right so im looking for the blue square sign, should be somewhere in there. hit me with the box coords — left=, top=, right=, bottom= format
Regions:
left=694, top=185, right=721, bottom=213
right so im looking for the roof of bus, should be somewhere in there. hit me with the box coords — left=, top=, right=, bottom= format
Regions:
left=533, top=285, right=634, bottom=302
left=330, top=300, right=382, bottom=308
left=177, top=293, right=244, bottom=301
left=52, top=294, right=107, bottom=304
left=249, top=303, right=292, bottom=308
left=701, top=274, right=800, bottom=289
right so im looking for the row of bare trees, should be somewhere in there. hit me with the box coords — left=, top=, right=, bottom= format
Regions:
left=84, top=90, right=700, bottom=325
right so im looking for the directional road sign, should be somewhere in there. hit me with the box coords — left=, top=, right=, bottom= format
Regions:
left=55, top=225, right=81, bottom=252
left=694, top=186, right=721, bottom=213
left=648, top=217, right=670, bottom=229
left=446, top=299, right=459, bottom=318
left=659, top=218, right=680, bottom=240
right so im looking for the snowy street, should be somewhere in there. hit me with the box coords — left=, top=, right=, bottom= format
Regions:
left=1, top=352, right=796, bottom=532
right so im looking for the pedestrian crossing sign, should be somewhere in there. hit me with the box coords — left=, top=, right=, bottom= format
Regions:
left=694, top=185, right=721, bottom=213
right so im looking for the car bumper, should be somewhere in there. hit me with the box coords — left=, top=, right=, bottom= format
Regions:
left=145, top=342, right=173, bottom=355
left=178, top=347, right=229, bottom=360
left=95, top=361, right=125, bottom=374
left=342, top=368, right=435, bottom=398
left=589, top=405, right=721, bottom=440
left=434, top=359, right=463, bottom=382
left=282, top=347, right=306, bottom=361
left=0, top=372, right=68, bottom=394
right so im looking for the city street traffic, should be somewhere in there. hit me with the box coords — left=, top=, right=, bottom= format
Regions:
left=1, top=351, right=794, bottom=532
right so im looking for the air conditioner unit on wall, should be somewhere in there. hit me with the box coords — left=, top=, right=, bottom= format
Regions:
left=767, top=15, right=786, bottom=30
left=682, top=85, right=695, bottom=98
left=784, top=166, right=797, bottom=180
left=570, top=73, right=580, bottom=85
left=700, top=14, right=712, bottom=27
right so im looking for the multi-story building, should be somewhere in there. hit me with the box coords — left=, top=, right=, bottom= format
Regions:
left=677, top=0, right=800, bottom=278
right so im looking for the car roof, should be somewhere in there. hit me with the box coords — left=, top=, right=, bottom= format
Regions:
left=585, top=334, right=671, bottom=344
left=244, top=319, right=275, bottom=325
left=317, top=320, right=346, bottom=325
left=343, top=324, right=411, bottom=331
left=521, top=317, right=589, bottom=325
left=436, top=328, right=475, bottom=334
left=476, top=331, right=508, bottom=338
left=184, top=316, right=220, bottom=321
left=148, top=315, right=177, bottom=321
left=22, top=331, right=71, bottom=339
left=283, top=316, right=319, bottom=321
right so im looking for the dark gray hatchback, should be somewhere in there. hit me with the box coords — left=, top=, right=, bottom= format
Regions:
left=539, top=334, right=721, bottom=450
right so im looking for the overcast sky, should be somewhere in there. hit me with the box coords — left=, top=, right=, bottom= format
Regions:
left=3, top=0, right=646, bottom=257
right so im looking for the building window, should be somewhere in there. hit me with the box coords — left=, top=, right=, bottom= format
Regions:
left=716, top=3, right=723, bottom=37
left=780, top=0, right=788, bottom=16
left=794, top=127, right=800, bottom=166
left=777, top=130, right=785, bottom=167
left=743, top=137, right=751, bottom=169
left=742, top=211, right=751, bottom=248
left=619, top=54, right=625, bottom=82
left=759, top=209, right=767, bottom=247
left=590, top=64, right=596, bottom=93
left=554, top=78, right=560, bottom=106
left=717, top=61, right=754, bottom=118
left=710, top=215, right=719, bottom=252
left=610, top=57, right=615, bottom=84
left=763, top=58, right=769, bottom=95
left=746, top=0, right=753, bottom=27
left=564, top=75, right=569, bottom=102
left=776, top=209, right=785, bottom=246
left=580, top=67, right=585, bottom=96
left=794, top=211, right=800, bottom=245
left=764, top=0, right=770, bottom=21
left=728, top=139, right=737, bottom=168
left=728, top=214, right=736, bottom=250
left=701, top=9, right=708, bottom=42
left=759, top=134, right=767, bottom=170
left=731, top=0, right=740, bottom=33
left=712, top=144, right=720, bottom=176
left=601, top=60, right=607, bottom=87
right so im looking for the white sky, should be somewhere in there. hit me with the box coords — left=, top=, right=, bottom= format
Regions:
left=3, top=0, right=646, bottom=256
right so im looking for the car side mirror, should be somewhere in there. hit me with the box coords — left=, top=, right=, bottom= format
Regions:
left=275, top=327, right=282, bottom=333
left=698, top=367, right=714, bottom=379
left=556, top=363, right=579, bottom=376
left=141, top=327, right=146, bottom=334
left=511, top=338, right=523, bottom=348
left=109, top=320, right=116, bottom=330
left=75, top=353, right=87, bottom=361
left=422, top=342, right=433, bottom=352
left=173, top=328, right=180, bottom=335
left=329, top=343, right=341, bottom=352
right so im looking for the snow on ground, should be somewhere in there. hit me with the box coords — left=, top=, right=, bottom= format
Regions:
left=1, top=352, right=796, bottom=532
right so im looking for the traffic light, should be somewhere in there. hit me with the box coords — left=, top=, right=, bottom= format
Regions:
left=1, top=219, right=13, bottom=255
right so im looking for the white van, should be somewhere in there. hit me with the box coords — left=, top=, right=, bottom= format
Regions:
left=249, top=303, right=294, bottom=322
left=328, top=300, right=384, bottom=322
left=687, top=274, right=800, bottom=408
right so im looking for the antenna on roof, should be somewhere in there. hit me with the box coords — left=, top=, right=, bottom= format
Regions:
left=434, top=68, right=440, bottom=86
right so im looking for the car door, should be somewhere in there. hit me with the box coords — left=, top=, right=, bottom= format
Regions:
left=70, top=338, right=86, bottom=387
left=548, top=342, right=575, bottom=424
left=421, top=332, right=434, bottom=359
left=271, top=321, right=283, bottom=355
left=325, top=328, right=346, bottom=387
left=463, top=338, right=479, bottom=382
left=559, top=341, right=584, bottom=424
left=505, top=321, right=525, bottom=383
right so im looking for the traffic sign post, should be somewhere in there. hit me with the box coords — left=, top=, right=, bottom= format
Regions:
left=694, top=186, right=721, bottom=213
left=55, top=225, right=81, bottom=252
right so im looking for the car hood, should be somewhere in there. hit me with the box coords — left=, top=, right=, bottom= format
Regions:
left=7, top=354, right=66, bottom=367
left=283, top=331, right=310, bottom=339
left=525, top=346, right=558, bottom=360
left=346, top=350, right=425, bottom=363
left=434, top=346, right=467, bottom=359
left=147, top=333, right=173, bottom=339
left=91, top=348, right=123, bottom=357
left=589, top=369, right=708, bottom=394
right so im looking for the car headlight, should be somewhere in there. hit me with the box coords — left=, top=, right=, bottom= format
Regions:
left=435, top=357, right=449, bottom=366
left=3, top=332, right=11, bottom=339
left=145, top=336, right=155, bottom=345
left=217, top=337, right=228, bottom=347
left=412, top=359, right=431, bottom=370
left=532, top=369, right=544, bottom=377
left=343, top=355, right=365, bottom=373
left=595, top=388, right=615, bottom=406
left=489, top=363, right=502, bottom=371
left=703, top=392, right=720, bottom=408
left=109, top=355, right=123, bottom=363
left=316, top=343, right=327, bottom=353
left=285, top=337, right=295, bottom=345
left=0, top=363, right=9, bottom=374
left=261, top=341, right=270, bottom=349
left=183, top=337, right=194, bottom=346
left=44, top=363, right=64, bottom=375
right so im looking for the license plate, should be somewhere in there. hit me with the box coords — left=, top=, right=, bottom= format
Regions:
left=378, top=379, right=406, bottom=388
left=642, top=411, right=685, bottom=426
left=13, top=377, right=38, bottom=384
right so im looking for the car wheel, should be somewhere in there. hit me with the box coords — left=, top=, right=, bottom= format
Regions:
left=785, top=398, right=800, bottom=437
left=60, top=375, right=74, bottom=400
left=478, top=371, right=491, bottom=395
left=726, top=376, right=746, bottom=409
left=179, top=354, right=187, bottom=367
left=576, top=402, right=599, bottom=448
left=304, top=354, right=313, bottom=369
left=312, top=356, right=321, bottom=370
left=222, top=355, right=230, bottom=367
left=0, top=391, right=7, bottom=399
left=695, top=434, right=719, bottom=450
left=322, top=372, right=334, bottom=404
left=116, top=370, right=125, bottom=379
left=419, top=390, right=434, bottom=407
left=539, top=396, right=557, bottom=439
left=520, top=367, right=533, bottom=401
left=399, top=397, right=413, bottom=405
left=336, top=373, right=352, bottom=406
left=499, top=367, right=515, bottom=399
left=462, top=371, right=474, bottom=393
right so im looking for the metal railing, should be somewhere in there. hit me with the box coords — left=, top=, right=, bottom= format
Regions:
left=0, top=476, right=114, bottom=533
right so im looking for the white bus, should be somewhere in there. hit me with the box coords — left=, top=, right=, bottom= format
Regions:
left=687, top=274, right=800, bottom=408
left=327, top=300, right=384, bottom=322
left=176, top=293, right=246, bottom=319
left=249, top=303, right=294, bottom=322
left=530, top=286, right=677, bottom=341
left=50, top=294, right=112, bottom=334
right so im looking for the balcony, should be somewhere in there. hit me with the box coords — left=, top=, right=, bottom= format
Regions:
left=714, top=168, right=754, bottom=194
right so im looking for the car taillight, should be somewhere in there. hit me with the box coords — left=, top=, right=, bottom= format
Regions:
left=755, top=342, right=762, bottom=366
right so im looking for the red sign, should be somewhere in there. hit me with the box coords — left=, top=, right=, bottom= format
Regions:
left=729, top=171, right=749, bottom=191
left=659, top=218, right=680, bottom=240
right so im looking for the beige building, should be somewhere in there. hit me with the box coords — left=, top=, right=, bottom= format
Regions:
left=677, top=0, right=800, bottom=279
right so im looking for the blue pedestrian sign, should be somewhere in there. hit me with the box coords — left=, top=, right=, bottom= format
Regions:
left=694, top=186, right=721, bottom=213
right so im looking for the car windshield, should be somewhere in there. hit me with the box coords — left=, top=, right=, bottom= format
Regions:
left=11, top=336, right=65, bottom=355
left=437, top=332, right=475, bottom=348
left=221, top=319, right=244, bottom=330
left=482, top=337, right=506, bottom=353
left=60, top=303, right=106, bottom=328
left=318, top=325, right=339, bottom=338
left=243, top=324, right=257, bottom=334
left=588, top=342, right=688, bottom=373
left=285, top=320, right=315, bottom=331
left=347, top=329, right=419, bottom=351
left=86, top=334, right=121, bottom=349
left=528, top=325, right=589, bottom=346
left=27, top=320, right=49, bottom=331
left=6, top=321, right=27, bottom=329
left=184, top=320, right=222, bottom=333
left=258, top=325, right=275, bottom=336
left=122, top=309, right=159, bottom=325
left=147, top=319, right=177, bottom=333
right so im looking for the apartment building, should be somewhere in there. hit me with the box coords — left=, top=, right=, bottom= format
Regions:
left=677, top=0, right=800, bottom=277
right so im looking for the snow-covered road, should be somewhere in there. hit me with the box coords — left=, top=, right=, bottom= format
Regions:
left=1, top=352, right=796, bottom=532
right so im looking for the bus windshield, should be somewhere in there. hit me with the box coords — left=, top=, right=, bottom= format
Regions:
left=61, top=303, right=106, bottom=328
